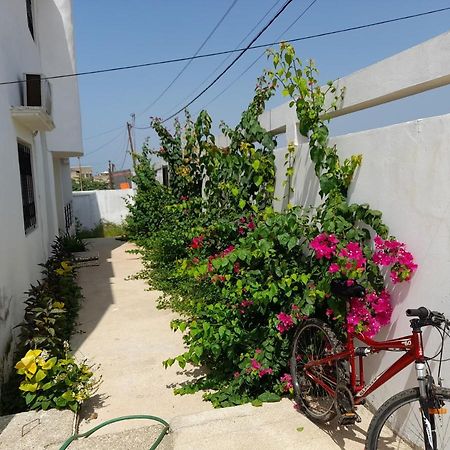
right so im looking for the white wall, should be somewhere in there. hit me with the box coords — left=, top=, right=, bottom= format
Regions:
left=263, top=30, right=450, bottom=413
left=73, top=190, right=134, bottom=230
left=0, top=0, right=82, bottom=387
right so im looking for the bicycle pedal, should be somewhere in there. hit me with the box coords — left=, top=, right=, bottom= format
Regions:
left=338, top=412, right=361, bottom=426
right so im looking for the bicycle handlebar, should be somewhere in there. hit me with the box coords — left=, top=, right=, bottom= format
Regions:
left=406, top=307, right=447, bottom=325
left=406, top=307, right=430, bottom=319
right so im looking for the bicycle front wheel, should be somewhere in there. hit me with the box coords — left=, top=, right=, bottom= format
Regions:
left=366, top=387, right=450, bottom=450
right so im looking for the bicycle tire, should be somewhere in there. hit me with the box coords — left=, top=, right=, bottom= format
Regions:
left=366, top=386, right=450, bottom=450
left=290, top=318, right=344, bottom=423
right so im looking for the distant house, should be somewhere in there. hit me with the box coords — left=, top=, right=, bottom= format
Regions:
left=70, top=165, right=93, bottom=180
left=0, top=0, right=83, bottom=383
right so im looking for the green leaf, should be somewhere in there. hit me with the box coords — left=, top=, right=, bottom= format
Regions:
left=239, top=199, right=246, bottom=210
left=258, top=392, right=281, bottom=403
left=252, top=160, right=261, bottom=171
left=287, top=236, right=297, bottom=251
left=251, top=399, right=263, bottom=407
left=35, top=369, right=46, bottom=383
left=25, top=393, right=36, bottom=405
left=194, top=346, right=203, bottom=358
left=231, top=187, right=239, bottom=197
left=297, top=427, right=304, bottom=432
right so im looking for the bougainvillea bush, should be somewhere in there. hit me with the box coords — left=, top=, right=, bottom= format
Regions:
left=127, top=44, right=417, bottom=407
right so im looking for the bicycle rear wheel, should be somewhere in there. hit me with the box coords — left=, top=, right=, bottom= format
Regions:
left=366, top=387, right=450, bottom=450
left=290, top=318, right=344, bottom=422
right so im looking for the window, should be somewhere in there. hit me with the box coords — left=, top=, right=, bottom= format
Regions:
left=26, top=0, right=34, bottom=40
left=18, top=142, right=37, bottom=233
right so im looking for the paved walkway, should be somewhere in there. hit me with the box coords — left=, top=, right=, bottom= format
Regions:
left=69, top=238, right=408, bottom=449
left=71, top=238, right=211, bottom=436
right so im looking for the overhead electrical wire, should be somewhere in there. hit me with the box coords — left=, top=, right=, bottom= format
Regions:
left=1, top=7, right=448, bottom=88
left=161, top=0, right=296, bottom=122
left=200, top=0, right=319, bottom=112
left=135, top=0, right=241, bottom=117
left=160, top=0, right=285, bottom=118
left=83, top=128, right=126, bottom=157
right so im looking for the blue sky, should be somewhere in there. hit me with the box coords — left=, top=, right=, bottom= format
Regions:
left=72, top=1, right=450, bottom=172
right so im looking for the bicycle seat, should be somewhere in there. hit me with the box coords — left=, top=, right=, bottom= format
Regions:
left=330, top=279, right=366, bottom=298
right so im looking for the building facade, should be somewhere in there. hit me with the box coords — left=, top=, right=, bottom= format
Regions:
left=0, top=0, right=83, bottom=384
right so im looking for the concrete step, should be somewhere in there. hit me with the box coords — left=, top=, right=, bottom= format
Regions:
left=64, top=424, right=172, bottom=450
left=169, top=398, right=376, bottom=450
left=0, top=409, right=75, bottom=450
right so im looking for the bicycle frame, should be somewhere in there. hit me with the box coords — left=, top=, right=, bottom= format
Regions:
left=303, top=327, right=425, bottom=404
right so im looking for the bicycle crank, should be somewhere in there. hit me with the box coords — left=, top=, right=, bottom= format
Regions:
left=335, top=383, right=361, bottom=426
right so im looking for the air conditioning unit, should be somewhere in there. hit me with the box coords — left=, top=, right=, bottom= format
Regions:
left=11, top=73, right=54, bottom=131
left=23, top=73, right=52, bottom=115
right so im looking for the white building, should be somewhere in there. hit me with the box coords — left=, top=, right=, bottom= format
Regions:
left=0, top=0, right=83, bottom=383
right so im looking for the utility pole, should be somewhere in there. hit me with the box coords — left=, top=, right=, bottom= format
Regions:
left=108, top=160, right=113, bottom=189
left=127, top=119, right=137, bottom=172
left=78, top=157, right=83, bottom=191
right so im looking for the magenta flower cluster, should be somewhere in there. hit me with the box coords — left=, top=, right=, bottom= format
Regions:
left=347, top=291, right=392, bottom=338
left=276, top=312, right=294, bottom=333
left=280, top=373, right=293, bottom=392
left=307, top=232, right=417, bottom=338
left=373, top=236, right=418, bottom=284
left=310, top=233, right=339, bottom=259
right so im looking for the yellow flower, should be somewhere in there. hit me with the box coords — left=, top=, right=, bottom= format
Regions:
left=15, top=350, right=41, bottom=376
left=52, top=301, right=65, bottom=309
left=61, top=261, right=73, bottom=272
left=56, top=268, right=64, bottom=276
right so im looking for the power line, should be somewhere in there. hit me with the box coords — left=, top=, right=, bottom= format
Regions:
left=200, top=0, right=319, bottom=112
left=162, top=0, right=296, bottom=122
left=83, top=128, right=126, bottom=157
left=160, top=0, right=285, bottom=118
left=2, top=6, right=448, bottom=88
left=136, top=0, right=240, bottom=118
left=119, top=133, right=130, bottom=170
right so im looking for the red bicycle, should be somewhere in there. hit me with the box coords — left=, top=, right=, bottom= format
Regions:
left=290, top=280, right=450, bottom=449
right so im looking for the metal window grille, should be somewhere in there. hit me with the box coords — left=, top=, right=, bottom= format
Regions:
left=18, top=142, right=37, bottom=233
left=26, top=0, right=34, bottom=40
left=64, top=202, right=73, bottom=232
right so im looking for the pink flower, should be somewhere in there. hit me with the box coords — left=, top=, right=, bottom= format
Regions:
left=325, top=308, right=334, bottom=317
left=247, top=221, right=255, bottom=231
left=276, top=312, right=294, bottom=333
left=259, top=368, right=273, bottom=377
left=190, top=235, right=204, bottom=249
left=234, top=371, right=240, bottom=379
left=251, top=359, right=261, bottom=370
left=255, top=348, right=262, bottom=354
left=310, top=233, right=339, bottom=259
left=280, top=373, right=293, bottom=391
left=238, top=227, right=245, bottom=235
left=233, top=262, right=240, bottom=274
left=328, top=263, right=340, bottom=273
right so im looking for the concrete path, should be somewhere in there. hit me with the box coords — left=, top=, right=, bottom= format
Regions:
left=67, top=238, right=407, bottom=450
left=71, top=238, right=212, bottom=437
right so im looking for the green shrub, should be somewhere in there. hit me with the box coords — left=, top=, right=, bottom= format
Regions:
left=15, top=348, right=100, bottom=412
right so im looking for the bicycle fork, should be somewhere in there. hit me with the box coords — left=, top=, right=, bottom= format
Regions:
left=416, top=362, right=437, bottom=450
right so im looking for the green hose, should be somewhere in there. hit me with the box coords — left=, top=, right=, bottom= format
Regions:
left=59, top=414, right=170, bottom=450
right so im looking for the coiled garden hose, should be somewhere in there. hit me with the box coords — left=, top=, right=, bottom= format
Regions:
left=59, top=414, right=170, bottom=450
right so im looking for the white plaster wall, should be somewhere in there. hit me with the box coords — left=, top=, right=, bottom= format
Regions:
left=272, top=111, right=450, bottom=411
left=36, top=0, right=83, bottom=156
left=73, top=190, right=135, bottom=230
left=0, top=0, right=82, bottom=386
left=262, top=30, right=450, bottom=420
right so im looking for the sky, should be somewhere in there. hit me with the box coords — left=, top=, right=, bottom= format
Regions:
left=71, top=1, right=450, bottom=173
